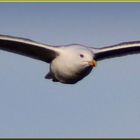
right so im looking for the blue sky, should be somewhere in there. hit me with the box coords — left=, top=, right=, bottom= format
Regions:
left=0, top=2, right=140, bottom=138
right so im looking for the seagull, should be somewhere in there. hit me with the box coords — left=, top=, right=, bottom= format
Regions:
left=0, top=34, right=140, bottom=84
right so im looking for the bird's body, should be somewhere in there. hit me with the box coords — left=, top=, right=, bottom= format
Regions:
left=47, top=45, right=94, bottom=84
left=0, top=34, right=140, bottom=84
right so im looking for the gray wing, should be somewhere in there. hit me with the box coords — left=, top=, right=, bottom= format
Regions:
left=91, top=41, right=140, bottom=61
left=0, top=35, right=60, bottom=63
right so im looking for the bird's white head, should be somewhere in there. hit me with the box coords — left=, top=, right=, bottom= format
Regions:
left=62, top=44, right=96, bottom=68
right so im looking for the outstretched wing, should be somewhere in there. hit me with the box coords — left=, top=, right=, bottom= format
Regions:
left=0, top=35, right=60, bottom=63
left=92, top=41, right=140, bottom=61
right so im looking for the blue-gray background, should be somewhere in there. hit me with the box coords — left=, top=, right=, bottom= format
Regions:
left=0, top=2, right=140, bottom=138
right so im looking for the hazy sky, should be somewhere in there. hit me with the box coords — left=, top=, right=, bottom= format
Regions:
left=0, top=2, right=140, bottom=138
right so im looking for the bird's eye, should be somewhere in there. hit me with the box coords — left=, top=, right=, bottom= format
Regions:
left=80, top=54, right=84, bottom=58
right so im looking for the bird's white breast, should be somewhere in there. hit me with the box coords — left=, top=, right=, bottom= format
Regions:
left=50, top=55, right=80, bottom=83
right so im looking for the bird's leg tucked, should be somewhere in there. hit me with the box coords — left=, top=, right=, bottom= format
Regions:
left=45, top=72, right=59, bottom=82
left=45, top=72, right=52, bottom=79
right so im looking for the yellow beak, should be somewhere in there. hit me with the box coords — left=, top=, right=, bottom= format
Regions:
left=88, top=59, right=97, bottom=67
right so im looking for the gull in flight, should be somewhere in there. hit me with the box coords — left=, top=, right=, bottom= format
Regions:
left=0, top=35, right=140, bottom=84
